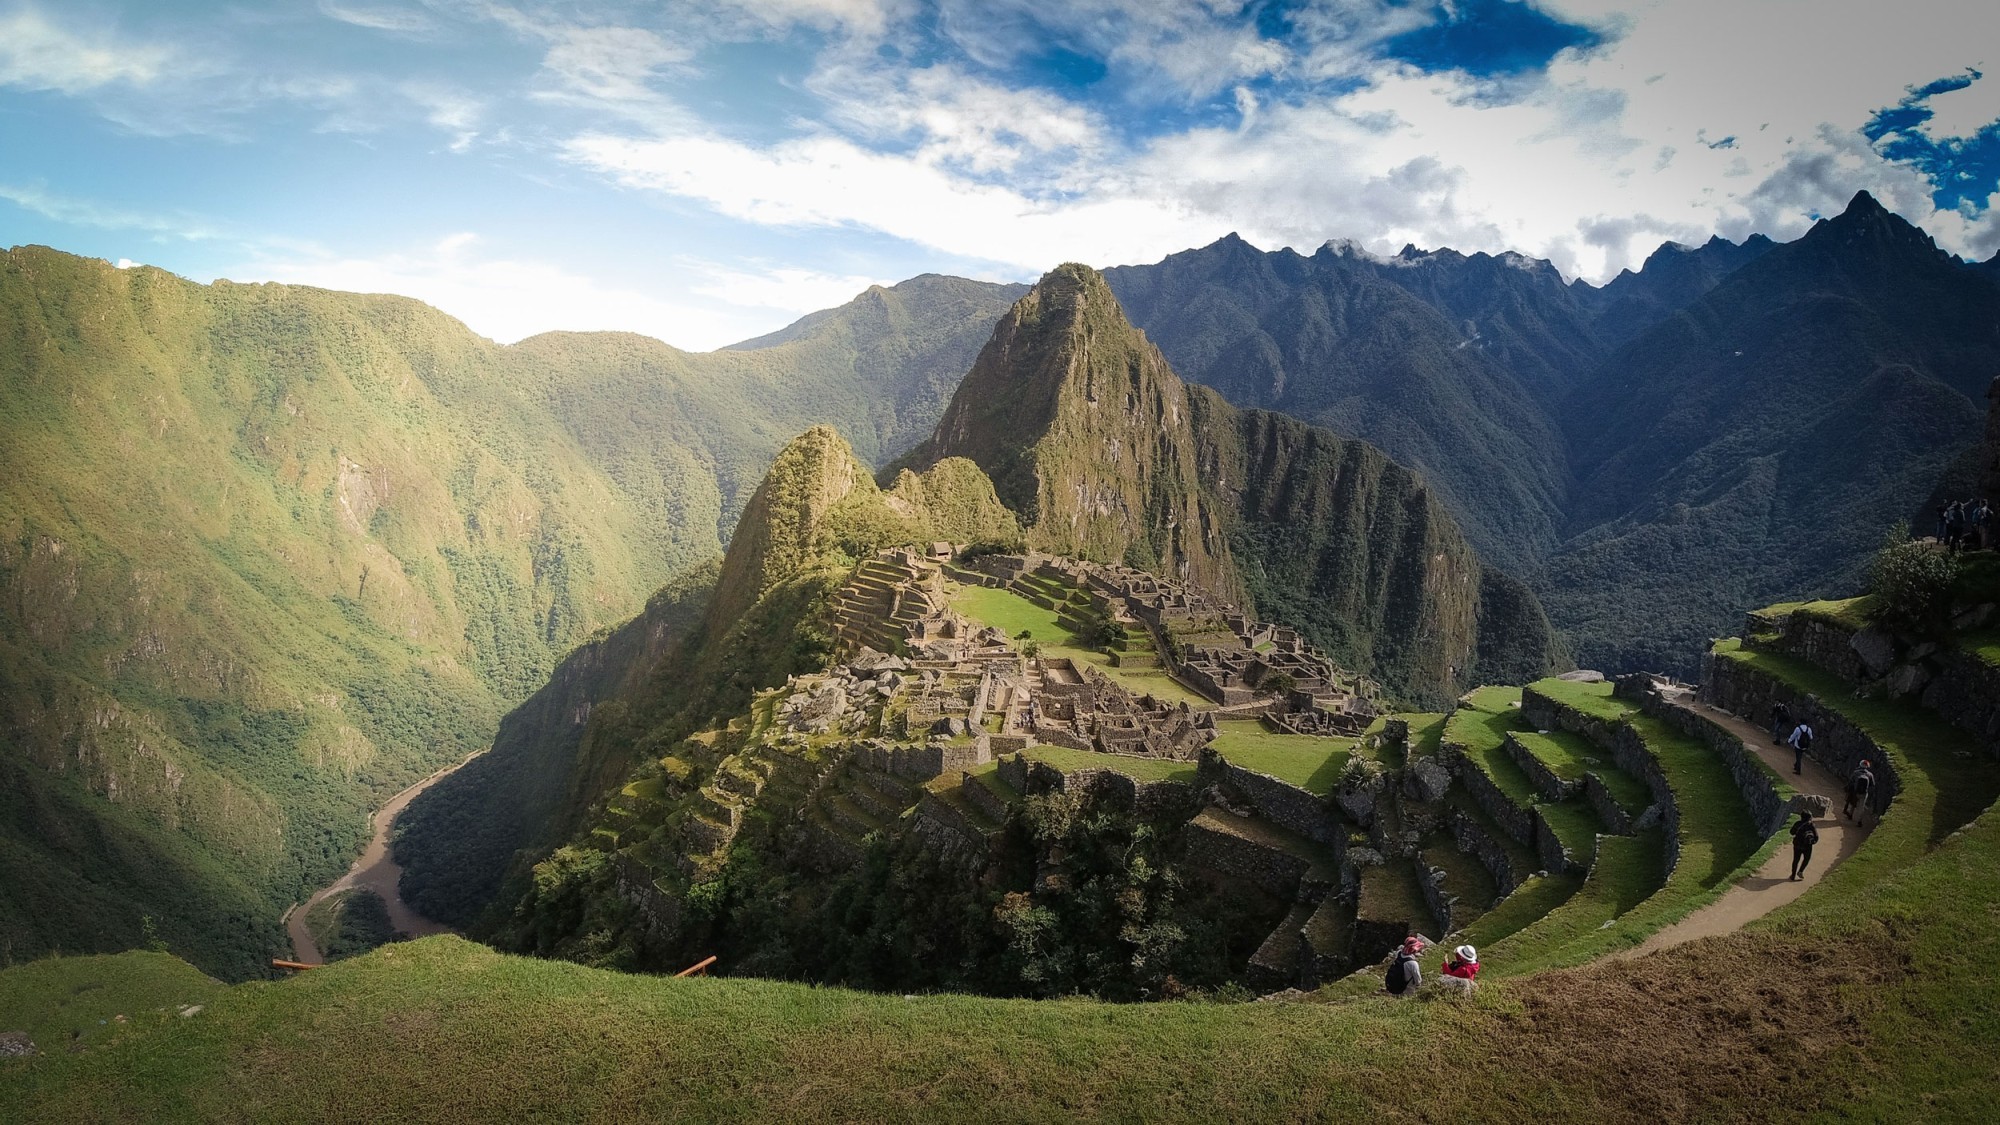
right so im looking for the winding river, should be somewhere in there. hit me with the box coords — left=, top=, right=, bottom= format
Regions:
left=283, top=753, right=477, bottom=963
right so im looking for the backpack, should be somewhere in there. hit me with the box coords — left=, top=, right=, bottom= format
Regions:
left=1795, top=726, right=1813, bottom=750
left=1794, top=821, right=1819, bottom=847
left=1385, top=953, right=1413, bottom=995
left=1851, top=769, right=1874, bottom=796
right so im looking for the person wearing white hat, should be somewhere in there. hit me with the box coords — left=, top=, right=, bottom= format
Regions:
left=1438, top=945, right=1480, bottom=996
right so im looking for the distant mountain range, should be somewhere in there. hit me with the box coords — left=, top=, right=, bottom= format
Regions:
left=3, top=190, right=1993, bottom=973
left=1106, top=192, right=2000, bottom=671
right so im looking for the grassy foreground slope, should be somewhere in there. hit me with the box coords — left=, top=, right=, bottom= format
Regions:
left=5, top=798, right=1997, bottom=1122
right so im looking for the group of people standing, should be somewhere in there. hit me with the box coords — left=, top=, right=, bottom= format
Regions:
left=1935, top=497, right=1993, bottom=550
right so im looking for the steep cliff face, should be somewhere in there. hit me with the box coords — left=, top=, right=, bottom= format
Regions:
left=906, top=265, right=1238, bottom=596
left=909, top=264, right=1563, bottom=704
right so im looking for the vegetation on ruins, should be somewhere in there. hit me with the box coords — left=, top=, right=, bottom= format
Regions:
left=1867, top=524, right=1961, bottom=633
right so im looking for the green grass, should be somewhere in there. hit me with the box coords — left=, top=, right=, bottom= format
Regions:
left=1443, top=687, right=1539, bottom=805
left=1208, top=721, right=1352, bottom=796
left=1022, top=746, right=1199, bottom=785
left=951, top=586, right=1213, bottom=709
left=1453, top=872, right=1583, bottom=949
left=1357, top=859, right=1439, bottom=936
left=1484, top=831, right=1666, bottom=976
left=1533, top=798, right=1604, bottom=865
left=1419, top=840, right=1499, bottom=925
left=1508, top=729, right=1651, bottom=814
left=0, top=952, right=225, bottom=1053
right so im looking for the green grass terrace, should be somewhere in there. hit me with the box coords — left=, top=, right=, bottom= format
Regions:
left=949, top=584, right=1213, bottom=709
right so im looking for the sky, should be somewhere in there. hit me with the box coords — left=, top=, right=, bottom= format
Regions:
left=2, top=0, right=1996, bottom=351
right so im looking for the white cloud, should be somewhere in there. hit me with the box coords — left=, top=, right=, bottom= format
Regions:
left=0, top=7, right=177, bottom=93
left=1917, top=74, right=2000, bottom=142
left=564, top=130, right=1218, bottom=273
left=318, top=1, right=436, bottom=34
left=226, top=234, right=866, bottom=350
left=0, top=182, right=226, bottom=242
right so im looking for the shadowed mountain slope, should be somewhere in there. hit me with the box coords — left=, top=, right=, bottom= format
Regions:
left=1543, top=192, right=2000, bottom=672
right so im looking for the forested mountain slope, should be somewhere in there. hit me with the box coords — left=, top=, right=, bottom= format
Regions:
left=0, top=247, right=1016, bottom=976
left=1542, top=192, right=2000, bottom=672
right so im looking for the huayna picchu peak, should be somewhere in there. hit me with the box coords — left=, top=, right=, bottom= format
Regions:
left=905, top=262, right=1565, bottom=705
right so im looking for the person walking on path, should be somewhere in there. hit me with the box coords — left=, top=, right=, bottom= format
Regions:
left=1770, top=701, right=1792, bottom=745
left=1789, top=811, right=1820, bottom=881
left=1844, top=760, right=1876, bottom=821
left=1974, top=499, right=1993, bottom=550
left=1385, top=936, right=1425, bottom=997
left=1787, top=721, right=1815, bottom=775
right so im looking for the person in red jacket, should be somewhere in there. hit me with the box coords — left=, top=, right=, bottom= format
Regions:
left=1438, top=945, right=1480, bottom=995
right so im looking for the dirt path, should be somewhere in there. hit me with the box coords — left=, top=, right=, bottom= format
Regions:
left=283, top=752, right=479, bottom=964
left=1617, top=699, right=1867, bottom=959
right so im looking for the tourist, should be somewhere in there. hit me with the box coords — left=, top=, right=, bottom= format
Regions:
left=1945, top=501, right=1967, bottom=551
left=1787, top=720, right=1815, bottom=775
left=1845, top=760, right=1876, bottom=822
left=1385, top=936, right=1425, bottom=997
left=1438, top=945, right=1480, bottom=996
left=1975, top=499, right=1993, bottom=549
left=1935, top=501, right=1953, bottom=543
left=1769, top=700, right=1792, bottom=745
left=1789, top=811, right=1819, bottom=881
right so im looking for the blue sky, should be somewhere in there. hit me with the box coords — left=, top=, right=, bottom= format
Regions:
left=2, top=0, right=1995, bottom=349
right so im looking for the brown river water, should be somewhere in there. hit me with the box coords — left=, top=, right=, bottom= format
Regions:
left=282, top=753, right=478, bottom=963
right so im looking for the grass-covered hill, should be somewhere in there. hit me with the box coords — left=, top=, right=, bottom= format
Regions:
left=0, top=247, right=1017, bottom=977
left=906, top=262, right=1563, bottom=704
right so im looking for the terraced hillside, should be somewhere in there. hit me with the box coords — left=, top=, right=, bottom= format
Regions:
left=7, top=577, right=1999, bottom=1117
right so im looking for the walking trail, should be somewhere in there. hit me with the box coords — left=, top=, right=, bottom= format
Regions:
left=282, top=753, right=476, bottom=963
left=1616, top=696, right=1868, bottom=959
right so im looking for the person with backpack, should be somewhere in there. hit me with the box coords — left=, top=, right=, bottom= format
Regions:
left=1787, top=721, right=1815, bottom=775
left=1769, top=701, right=1792, bottom=746
left=1789, top=810, right=1820, bottom=880
left=1946, top=501, right=1967, bottom=551
left=1845, top=760, right=1876, bottom=821
left=1385, top=936, right=1425, bottom=997
left=1973, top=499, right=1993, bottom=550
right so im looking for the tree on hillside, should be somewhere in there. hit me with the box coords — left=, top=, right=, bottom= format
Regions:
left=1869, top=523, right=1960, bottom=634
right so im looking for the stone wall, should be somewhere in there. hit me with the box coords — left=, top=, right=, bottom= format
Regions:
left=1418, top=864, right=1453, bottom=938
left=1624, top=675, right=1791, bottom=836
left=910, top=792, right=992, bottom=865
left=850, top=738, right=990, bottom=780
left=1502, top=733, right=1575, bottom=802
left=1444, top=808, right=1526, bottom=897
left=1761, top=610, right=2000, bottom=761
left=1520, top=684, right=1680, bottom=877
left=1700, top=654, right=1900, bottom=819
left=1581, top=774, right=1636, bottom=836
left=960, top=772, right=1013, bottom=823
left=613, top=852, right=683, bottom=946
left=1212, top=758, right=1343, bottom=845
left=1441, top=748, right=1535, bottom=850
left=1184, top=819, right=1313, bottom=898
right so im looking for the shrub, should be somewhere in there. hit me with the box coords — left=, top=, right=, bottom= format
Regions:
left=1869, top=524, right=1960, bottom=633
